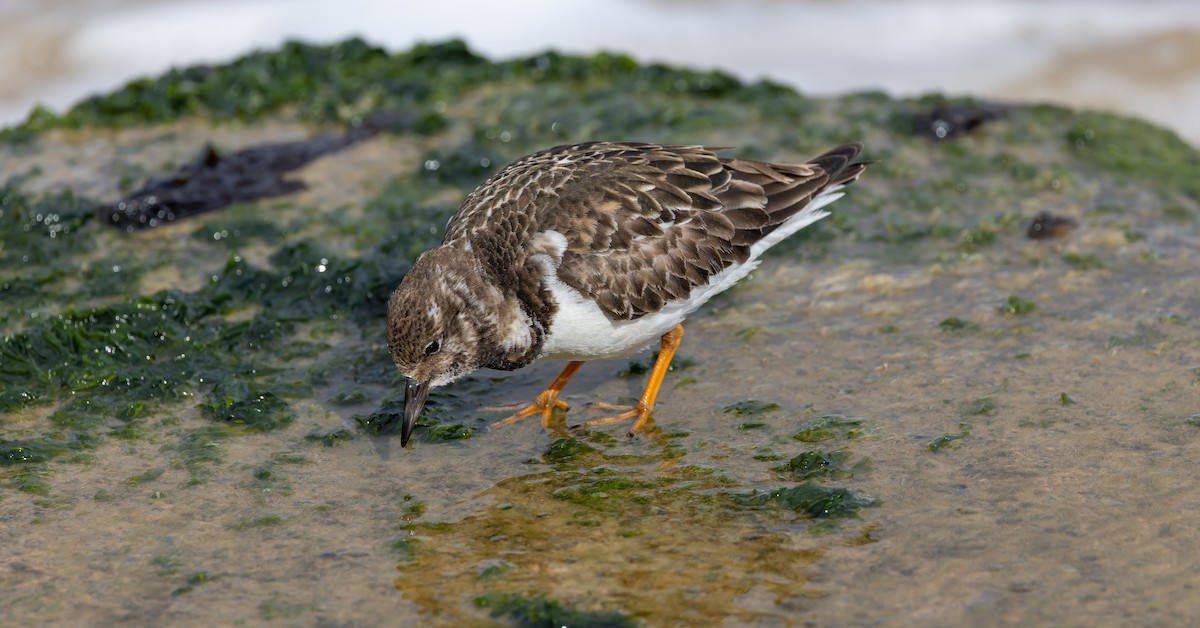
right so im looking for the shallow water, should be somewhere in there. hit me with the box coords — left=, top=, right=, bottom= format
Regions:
left=3, top=53, right=1200, bottom=624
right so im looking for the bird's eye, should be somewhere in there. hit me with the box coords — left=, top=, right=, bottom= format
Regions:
left=423, top=340, right=441, bottom=356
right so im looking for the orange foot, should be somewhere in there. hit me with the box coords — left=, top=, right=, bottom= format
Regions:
left=573, top=324, right=683, bottom=437
left=488, top=361, right=583, bottom=430
left=576, top=401, right=655, bottom=436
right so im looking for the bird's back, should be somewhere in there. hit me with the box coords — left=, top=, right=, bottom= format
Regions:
left=444, top=142, right=867, bottom=321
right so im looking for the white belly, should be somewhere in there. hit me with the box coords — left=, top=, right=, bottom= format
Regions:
left=540, top=250, right=768, bottom=360
left=540, top=279, right=685, bottom=360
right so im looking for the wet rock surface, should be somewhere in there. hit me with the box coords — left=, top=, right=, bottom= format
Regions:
left=2, top=39, right=1199, bottom=626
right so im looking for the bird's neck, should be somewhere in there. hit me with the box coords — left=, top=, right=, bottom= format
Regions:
left=442, top=245, right=552, bottom=372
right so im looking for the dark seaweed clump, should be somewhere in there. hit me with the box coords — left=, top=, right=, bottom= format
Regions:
left=99, top=113, right=407, bottom=231
left=733, top=483, right=879, bottom=519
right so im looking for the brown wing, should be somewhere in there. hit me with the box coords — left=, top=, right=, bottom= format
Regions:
left=445, top=141, right=867, bottom=320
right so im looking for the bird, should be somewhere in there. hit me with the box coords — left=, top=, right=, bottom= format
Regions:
left=386, top=141, right=868, bottom=447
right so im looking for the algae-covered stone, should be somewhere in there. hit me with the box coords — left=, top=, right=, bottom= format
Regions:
left=3, top=38, right=1199, bottom=627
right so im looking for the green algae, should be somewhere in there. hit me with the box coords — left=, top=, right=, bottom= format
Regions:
left=774, top=449, right=871, bottom=482
left=1065, top=110, right=1200, bottom=200
left=171, top=426, right=234, bottom=484
left=0, top=439, right=71, bottom=465
left=542, top=438, right=595, bottom=462
left=928, top=432, right=968, bottom=452
left=124, top=467, right=165, bottom=486
left=354, top=388, right=483, bottom=441
left=1063, top=252, right=1108, bottom=270
left=939, top=317, right=980, bottom=332
left=11, top=466, right=53, bottom=495
left=1001, top=296, right=1038, bottom=316
left=304, top=426, right=356, bottom=447
left=475, top=592, right=638, bottom=628
left=732, top=483, right=879, bottom=519
left=257, top=592, right=317, bottom=620
left=961, top=396, right=997, bottom=416
left=478, top=560, right=517, bottom=579
left=794, top=415, right=864, bottom=443
left=170, top=571, right=212, bottom=597
left=1106, top=327, right=1168, bottom=349
left=720, top=400, right=782, bottom=416
left=233, top=514, right=286, bottom=529
left=616, top=352, right=694, bottom=378
left=200, top=380, right=293, bottom=430
left=2, top=38, right=789, bottom=148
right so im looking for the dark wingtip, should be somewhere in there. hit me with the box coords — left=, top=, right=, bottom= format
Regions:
left=810, top=142, right=870, bottom=187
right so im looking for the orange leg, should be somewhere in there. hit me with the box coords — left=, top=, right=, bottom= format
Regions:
left=489, top=361, right=585, bottom=430
left=578, top=324, right=684, bottom=435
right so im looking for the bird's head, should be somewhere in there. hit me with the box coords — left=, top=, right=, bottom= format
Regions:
left=386, top=248, right=485, bottom=446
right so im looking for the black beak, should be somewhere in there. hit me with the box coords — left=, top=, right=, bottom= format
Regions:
left=402, top=378, right=431, bottom=447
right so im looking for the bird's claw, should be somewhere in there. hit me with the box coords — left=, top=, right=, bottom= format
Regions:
left=488, top=398, right=568, bottom=430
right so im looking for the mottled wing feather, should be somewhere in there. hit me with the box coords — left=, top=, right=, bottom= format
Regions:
left=444, top=141, right=866, bottom=321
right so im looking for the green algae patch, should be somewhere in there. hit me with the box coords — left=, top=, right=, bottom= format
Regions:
left=1105, top=327, right=1168, bottom=350
left=1065, top=110, right=1200, bottom=200
left=1063, top=252, right=1108, bottom=270
left=794, top=415, right=864, bottom=443
left=125, top=467, right=165, bottom=486
left=1000, top=296, right=1038, bottom=316
left=475, top=592, right=638, bottom=628
left=428, top=423, right=474, bottom=441
left=928, top=432, right=969, bottom=452
left=171, top=426, right=236, bottom=484
left=774, top=449, right=871, bottom=481
left=304, top=426, right=356, bottom=447
left=233, top=514, right=286, bottom=529
left=258, top=592, right=318, bottom=621
left=720, top=400, right=782, bottom=416
left=170, top=571, right=213, bottom=597
left=939, top=317, right=980, bottom=332
left=961, top=396, right=997, bottom=416
left=732, top=483, right=880, bottom=519
left=0, top=440, right=71, bottom=465
left=542, top=438, right=595, bottom=462
left=200, top=381, right=293, bottom=430
left=552, top=476, right=652, bottom=510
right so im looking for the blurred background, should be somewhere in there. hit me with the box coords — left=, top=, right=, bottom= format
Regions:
left=2, top=0, right=1199, bottom=145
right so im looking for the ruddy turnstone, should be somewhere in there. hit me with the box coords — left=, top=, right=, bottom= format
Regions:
left=387, top=141, right=867, bottom=446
